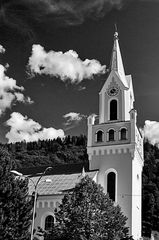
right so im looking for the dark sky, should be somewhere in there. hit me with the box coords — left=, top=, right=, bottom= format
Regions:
left=0, top=0, right=159, bottom=143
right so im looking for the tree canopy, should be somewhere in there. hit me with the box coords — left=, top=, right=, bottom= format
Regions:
left=142, top=141, right=159, bottom=237
left=0, top=147, right=32, bottom=240
left=49, top=176, right=133, bottom=240
left=6, top=135, right=88, bottom=168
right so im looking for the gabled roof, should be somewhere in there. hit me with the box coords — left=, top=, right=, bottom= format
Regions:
left=28, top=171, right=98, bottom=196
left=110, top=31, right=128, bottom=88
left=99, top=70, right=127, bottom=95
left=18, top=162, right=98, bottom=196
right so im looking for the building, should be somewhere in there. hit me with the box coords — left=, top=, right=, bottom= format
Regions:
left=27, top=163, right=97, bottom=235
left=87, top=31, right=144, bottom=239
left=27, top=31, right=144, bottom=240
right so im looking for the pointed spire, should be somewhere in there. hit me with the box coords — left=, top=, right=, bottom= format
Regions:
left=110, top=29, right=128, bottom=88
left=81, top=167, right=86, bottom=177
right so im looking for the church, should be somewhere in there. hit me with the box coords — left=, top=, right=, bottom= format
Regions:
left=27, top=30, right=144, bottom=240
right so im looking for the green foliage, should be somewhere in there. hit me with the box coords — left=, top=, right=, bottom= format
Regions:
left=0, top=147, right=32, bottom=240
left=49, top=176, right=133, bottom=240
left=142, top=140, right=159, bottom=237
left=6, top=135, right=88, bottom=168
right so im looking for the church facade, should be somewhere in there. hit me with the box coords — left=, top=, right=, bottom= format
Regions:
left=87, top=31, right=144, bottom=240
left=28, top=31, right=144, bottom=240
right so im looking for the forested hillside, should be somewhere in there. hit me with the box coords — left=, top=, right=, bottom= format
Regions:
left=4, top=136, right=159, bottom=237
left=6, top=135, right=88, bottom=169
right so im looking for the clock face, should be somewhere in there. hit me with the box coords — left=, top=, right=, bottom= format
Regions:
left=107, top=86, right=119, bottom=96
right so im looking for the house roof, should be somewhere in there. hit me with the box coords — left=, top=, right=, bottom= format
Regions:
left=28, top=170, right=98, bottom=196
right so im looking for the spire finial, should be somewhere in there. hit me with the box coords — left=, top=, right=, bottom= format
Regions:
left=114, top=23, right=119, bottom=40
left=110, top=24, right=128, bottom=87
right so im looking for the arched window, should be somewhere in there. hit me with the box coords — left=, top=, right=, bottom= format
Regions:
left=96, top=130, right=103, bottom=142
left=107, top=172, right=116, bottom=201
left=45, top=215, right=54, bottom=231
left=108, top=129, right=115, bottom=141
left=110, top=99, right=117, bottom=120
left=121, top=128, right=127, bottom=140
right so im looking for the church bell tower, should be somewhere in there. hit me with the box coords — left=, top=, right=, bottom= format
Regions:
left=87, top=31, right=144, bottom=240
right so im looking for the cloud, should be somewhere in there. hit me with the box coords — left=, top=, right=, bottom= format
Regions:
left=0, top=45, right=5, bottom=54
left=0, top=1, right=36, bottom=40
left=29, top=0, right=127, bottom=26
left=14, top=93, right=33, bottom=104
left=2, top=0, right=158, bottom=39
left=0, top=0, right=130, bottom=39
left=78, top=86, right=86, bottom=91
left=63, top=112, right=86, bottom=130
left=0, top=63, right=32, bottom=116
left=27, top=44, right=106, bottom=83
left=6, top=112, right=65, bottom=143
left=143, top=120, right=159, bottom=145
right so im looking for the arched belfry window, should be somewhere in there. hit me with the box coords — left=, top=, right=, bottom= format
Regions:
left=120, top=128, right=127, bottom=140
left=96, top=130, right=103, bottom=142
left=108, top=129, right=115, bottom=141
left=107, top=172, right=116, bottom=201
left=110, top=99, right=117, bottom=120
left=45, top=215, right=54, bottom=231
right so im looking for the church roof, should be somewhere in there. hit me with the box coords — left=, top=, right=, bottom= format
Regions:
left=18, top=163, right=98, bottom=196
left=28, top=170, right=98, bottom=196
left=110, top=31, right=129, bottom=88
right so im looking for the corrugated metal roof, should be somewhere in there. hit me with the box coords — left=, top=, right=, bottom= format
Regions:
left=28, top=171, right=98, bottom=196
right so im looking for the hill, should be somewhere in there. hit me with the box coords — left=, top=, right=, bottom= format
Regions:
left=6, top=135, right=88, bottom=168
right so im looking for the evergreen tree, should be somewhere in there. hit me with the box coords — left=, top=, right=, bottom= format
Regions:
left=50, top=176, right=133, bottom=240
left=0, top=147, right=32, bottom=240
left=142, top=140, right=159, bottom=236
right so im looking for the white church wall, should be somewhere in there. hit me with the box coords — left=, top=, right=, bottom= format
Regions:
left=124, top=89, right=131, bottom=121
left=89, top=150, right=133, bottom=233
left=91, top=121, right=131, bottom=146
left=34, top=195, right=63, bottom=230
left=99, top=71, right=124, bottom=124
left=132, top=150, right=143, bottom=239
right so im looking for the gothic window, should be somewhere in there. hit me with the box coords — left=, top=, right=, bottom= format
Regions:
left=45, top=215, right=54, bottom=231
left=120, top=128, right=127, bottom=140
left=110, top=99, right=117, bottom=120
left=108, top=129, right=115, bottom=141
left=96, top=130, right=103, bottom=142
left=107, top=172, right=116, bottom=201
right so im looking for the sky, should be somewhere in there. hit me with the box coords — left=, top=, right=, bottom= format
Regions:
left=0, top=0, right=159, bottom=144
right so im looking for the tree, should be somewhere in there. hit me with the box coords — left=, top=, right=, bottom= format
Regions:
left=142, top=140, right=159, bottom=237
left=49, top=176, right=133, bottom=240
left=0, top=147, right=32, bottom=240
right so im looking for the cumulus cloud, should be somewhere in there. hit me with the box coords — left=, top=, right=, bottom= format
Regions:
left=63, top=112, right=86, bottom=130
left=6, top=112, right=65, bottom=143
left=143, top=120, right=159, bottom=145
left=27, top=44, right=106, bottom=83
left=0, top=63, right=32, bottom=116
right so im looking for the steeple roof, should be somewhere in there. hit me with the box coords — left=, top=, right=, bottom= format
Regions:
left=110, top=31, right=128, bottom=88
